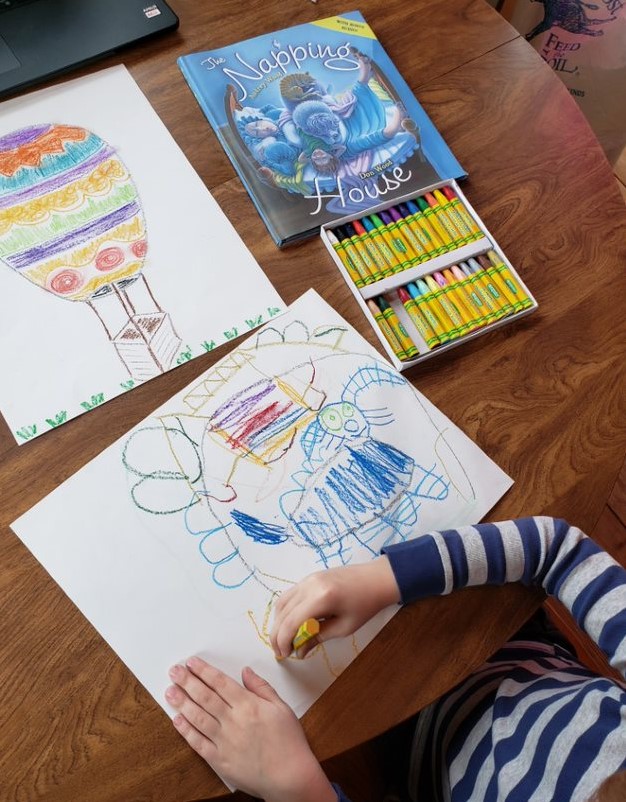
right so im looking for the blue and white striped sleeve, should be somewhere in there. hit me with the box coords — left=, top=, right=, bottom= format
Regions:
left=382, top=517, right=626, bottom=677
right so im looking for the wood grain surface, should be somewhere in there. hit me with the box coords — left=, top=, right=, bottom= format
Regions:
left=1, top=1, right=626, bottom=800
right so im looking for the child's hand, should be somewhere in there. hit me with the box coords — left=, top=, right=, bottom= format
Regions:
left=270, top=556, right=401, bottom=659
left=165, top=657, right=336, bottom=802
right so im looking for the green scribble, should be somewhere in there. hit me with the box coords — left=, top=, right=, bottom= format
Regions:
left=201, top=340, right=216, bottom=352
left=176, top=345, right=193, bottom=364
left=246, top=315, right=263, bottom=329
left=120, top=380, right=135, bottom=391
left=81, top=393, right=105, bottom=411
left=0, top=186, right=137, bottom=258
left=267, top=306, right=282, bottom=318
left=46, top=411, right=68, bottom=428
left=16, top=424, right=37, bottom=441
left=224, top=327, right=238, bottom=340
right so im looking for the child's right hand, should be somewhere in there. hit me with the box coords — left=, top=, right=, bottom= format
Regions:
left=270, top=555, right=401, bottom=659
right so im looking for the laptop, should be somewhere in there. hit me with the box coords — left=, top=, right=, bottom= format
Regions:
left=0, top=0, right=179, bottom=98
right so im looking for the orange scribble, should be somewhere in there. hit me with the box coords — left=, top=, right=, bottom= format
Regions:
left=0, top=125, right=88, bottom=178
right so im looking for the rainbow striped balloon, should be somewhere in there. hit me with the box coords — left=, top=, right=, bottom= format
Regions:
left=0, top=124, right=147, bottom=302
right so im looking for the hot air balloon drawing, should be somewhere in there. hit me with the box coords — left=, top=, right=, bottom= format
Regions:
left=0, top=124, right=181, bottom=381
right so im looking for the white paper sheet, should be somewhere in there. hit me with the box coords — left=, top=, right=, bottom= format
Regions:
left=12, top=289, right=512, bottom=727
left=0, top=66, right=284, bottom=444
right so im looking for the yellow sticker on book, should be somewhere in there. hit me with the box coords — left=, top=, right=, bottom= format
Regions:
left=311, top=16, right=376, bottom=39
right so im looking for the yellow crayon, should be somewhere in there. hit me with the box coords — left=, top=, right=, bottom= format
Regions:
left=343, top=224, right=378, bottom=284
left=327, top=230, right=364, bottom=288
left=406, top=282, right=451, bottom=344
left=335, top=227, right=374, bottom=286
left=378, top=296, right=420, bottom=358
left=387, top=207, right=430, bottom=263
left=350, top=219, right=387, bottom=282
left=415, top=196, right=455, bottom=251
left=467, top=258, right=514, bottom=317
left=433, top=189, right=473, bottom=245
left=369, top=213, right=412, bottom=272
left=395, top=203, right=440, bottom=259
left=397, top=287, right=439, bottom=350
left=431, top=272, right=477, bottom=334
left=293, top=618, right=320, bottom=652
left=404, top=200, right=448, bottom=256
left=361, top=217, right=398, bottom=277
left=379, top=209, right=424, bottom=266
left=448, top=265, right=489, bottom=326
left=441, top=269, right=484, bottom=330
left=458, top=262, right=503, bottom=323
left=423, top=275, right=466, bottom=337
left=482, top=251, right=533, bottom=311
left=367, top=299, right=408, bottom=360
left=441, top=186, right=483, bottom=241
left=424, top=193, right=466, bottom=249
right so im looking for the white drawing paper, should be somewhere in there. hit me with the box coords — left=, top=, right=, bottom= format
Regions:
left=0, top=66, right=284, bottom=444
left=12, top=289, right=512, bottom=730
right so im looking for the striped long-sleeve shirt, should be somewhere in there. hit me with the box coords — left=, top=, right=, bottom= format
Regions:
left=335, top=517, right=626, bottom=802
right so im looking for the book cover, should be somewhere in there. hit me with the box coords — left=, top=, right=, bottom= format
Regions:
left=178, top=11, right=466, bottom=246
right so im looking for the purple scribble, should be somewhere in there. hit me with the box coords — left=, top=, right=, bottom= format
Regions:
left=210, top=380, right=275, bottom=430
left=0, top=125, right=52, bottom=151
left=8, top=200, right=141, bottom=270
left=0, top=143, right=116, bottom=210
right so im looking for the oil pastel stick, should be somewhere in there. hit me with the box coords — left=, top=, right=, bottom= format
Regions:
left=415, top=196, right=455, bottom=252
left=388, top=206, right=429, bottom=262
left=334, top=226, right=374, bottom=286
left=424, top=274, right=468, bottom=336
left=424, top=192, right=466, bottom=249
left=481, top=251, right=533, bottom=310
left=352, top=219, right=385, bottom=282
left=293, top=618, right=320, bottom=652
left=405, top=199, right=448, bottom=256
left=377, top=295, right=420, bottom=358
left=327, top=230, right=364, bottom=288
left=367, top=299, right=408, bottom=361
left=441, top=186, right=483, bottom=241
left=407, top=281, right=451, bottom=344
left=369, top=213, right=410, bottom=272
left=397, top=287, right=439, bottom=349
left=467, top=257, right=513, bottom=317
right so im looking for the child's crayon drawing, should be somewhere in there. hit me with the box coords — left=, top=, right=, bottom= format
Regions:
left=11, top=291, right=511, bottom=723
left=0, top=66, right=285, bottom=444
left=122, top=346, right=456, bottom=592
left=119, top=294, right=496, bottom=680
left=0, top=124, right=182, bottom=382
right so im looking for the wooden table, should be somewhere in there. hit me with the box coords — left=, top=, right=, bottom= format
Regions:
left=2, top=1, right=626, bottom=800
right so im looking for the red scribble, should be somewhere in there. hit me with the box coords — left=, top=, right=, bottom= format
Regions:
left=131, top=240, right=148, bottom=259
left=48, top=268, right=84, bottom=295
left=227, top=400, right=292, bottom=451
left=95, top=246, right=125, bottom=271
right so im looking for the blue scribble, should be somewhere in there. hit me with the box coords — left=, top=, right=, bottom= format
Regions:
left=230, top=509, right=288, bottom=545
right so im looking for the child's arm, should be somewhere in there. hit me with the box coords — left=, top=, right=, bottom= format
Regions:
left=271, top=517, right=626, bottom=678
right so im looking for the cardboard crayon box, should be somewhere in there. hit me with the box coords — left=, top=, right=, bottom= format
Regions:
left=320, top=179, right=538, bottom=371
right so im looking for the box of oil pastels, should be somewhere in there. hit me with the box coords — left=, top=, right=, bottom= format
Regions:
left=320, top=178, right=538, bottom=371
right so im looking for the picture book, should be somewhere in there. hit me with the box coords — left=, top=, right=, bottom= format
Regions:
left=178, top=11, right=465, bottom=246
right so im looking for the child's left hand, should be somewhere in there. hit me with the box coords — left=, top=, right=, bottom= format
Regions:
left=165, top=657, right=336, bottom=802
